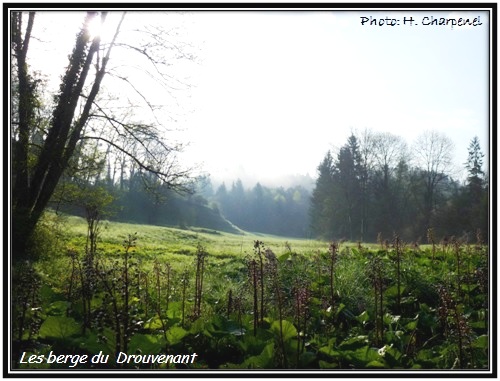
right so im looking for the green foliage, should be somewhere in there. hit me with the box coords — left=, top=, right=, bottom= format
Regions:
left=310, top=132, right=488, bottom=242
left=25, top=212, right=66, bottom=261
left=39, top=316, right=80, bottom=340
left=128, top=334, right=165, bottom=355
left=14, top=218, right=490, bottom=371
left=211, top=180, right=312, bottom=237
left=270, top=320, right=297, bottom=342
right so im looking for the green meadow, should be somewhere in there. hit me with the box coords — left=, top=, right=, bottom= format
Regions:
left=15, top=212, right=489, bottom=371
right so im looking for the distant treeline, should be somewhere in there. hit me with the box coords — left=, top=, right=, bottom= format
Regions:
left=203, top=179, right=311, bottom=237
left=309, top=131, right=488, bottom=243
left=52, top=173, right=241, bottom=234
left=51, top=171, right=312, bottom=238
left=51, top=130, right=488, bottom=243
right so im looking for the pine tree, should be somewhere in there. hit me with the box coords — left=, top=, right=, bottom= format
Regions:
left=464, top=136, right=487, bottom=237
left=310, top=151, right=335, bottom=238
left=335, top=134, right=363, bottom=241
left=465, top=136, right=485, bottom=200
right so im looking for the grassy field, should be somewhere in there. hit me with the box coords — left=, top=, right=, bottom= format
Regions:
left=58, top=214, right=390, bottom=266
left=65, top=215, right=327, bottom=254
left=13, top=213, right=490, bottom=371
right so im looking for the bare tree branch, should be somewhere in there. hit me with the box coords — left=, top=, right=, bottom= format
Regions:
left=80, top=135, right=194, bottom=194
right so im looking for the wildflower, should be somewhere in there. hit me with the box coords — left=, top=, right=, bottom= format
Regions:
left=378, top=344, right=392, bottom=357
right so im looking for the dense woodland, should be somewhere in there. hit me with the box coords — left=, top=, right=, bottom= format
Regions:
left=52, top=169, right=313, bottom=238
left=309, top=132, right=488, bottom=243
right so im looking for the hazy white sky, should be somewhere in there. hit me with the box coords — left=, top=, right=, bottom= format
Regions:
left=23, top=9, right=491, bottom=187
left=180, top=10, right=490, bottom=186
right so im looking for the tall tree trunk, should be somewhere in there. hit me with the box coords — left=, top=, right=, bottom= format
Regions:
left=12, top=12, right=35, bottom=212
left=11, top=11, right=125, bottom=262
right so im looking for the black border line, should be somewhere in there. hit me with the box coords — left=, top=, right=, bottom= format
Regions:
left=3, top=2, right=497, bottom=378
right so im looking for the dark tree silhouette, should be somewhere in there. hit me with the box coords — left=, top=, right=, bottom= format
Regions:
left=11, top=11, right=193, bottom=262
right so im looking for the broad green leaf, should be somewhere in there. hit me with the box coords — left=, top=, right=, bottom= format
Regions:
left=384, top=285, right=403, bottom=298
left=349, top=346, right=379, bottom=366
left=299, top=351, right=316, bottom=367
left=144, top=315, right=165, bottom=331
left=271, top=320, right=297, bottom=342
left=240, top=333, right=268, bottom=354
left=166, top=326, right=188, bottom=345
left=45, top=300, right=70, bottom=316
left=40, top=284, right=64, bottom=304
left=356, top=310, right=370, bottom=324
left=75, top=329, right=115, bottom=356
left=39, top=316, right=80, bottom=339
left=384, top=345, right=404, bottom=367
left=189, top=317, right=211, bottom=336
left=340, top=347, right=366, bottom=367
left=366, top=360, right=385, bottom=368
left=338, top=336, right=368, bottom=350
left=166, top=301, right=184, bottom=320
left=335, top=303, right=346, bottom=317
left=319, top=345, right=339, bottom=357
left=319, top=360, right=338, bottom=369
left=405, top=320, right=418, bottom=330
left=277, top=253, right=291, bottom=262
left=128, top=334, right=165, bottom=355
left=242, top=342, right=274, bottom=368
left=472, top=335, right=488, bottom=349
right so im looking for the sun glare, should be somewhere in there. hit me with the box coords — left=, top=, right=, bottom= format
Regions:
left=86, top=14, right=103, bottom=39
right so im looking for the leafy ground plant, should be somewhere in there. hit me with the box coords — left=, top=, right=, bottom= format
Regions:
left=15, top=217, right=489, bottom=370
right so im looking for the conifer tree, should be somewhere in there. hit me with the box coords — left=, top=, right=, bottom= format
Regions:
left=310, top=151, right=335, bottom=239
left=465, top=136, right=485, bottom=200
